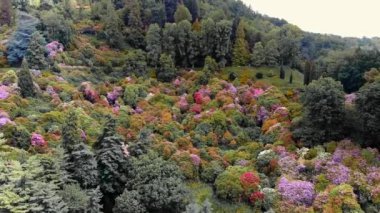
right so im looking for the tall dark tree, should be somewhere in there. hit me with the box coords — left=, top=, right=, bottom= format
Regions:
left=214, top=20, right=232, bottom=67
left=146, top=24, right=162, bottom=67
left=162, top=23, right=177, bottom=60
left=103, top=1, right=124, bottom=48
left=277, top=24, right=301, bottom=66
left=232, top=20, right=250, bottom=66
left=356, top=81, right=380, bottom=147
left=94, top=117, right=129, bottom=212
left=293, top=78, right=345, bottom=145
left=164, top=0, right=178, bottom=23
left=174, top=4, right=192, bottom=23
left=61, top=110, right=99, bottom=189
left=304, top=60, right=315, bottom=85
left=157, top=53, right=177, bottom=82
left=280, top=64, right=285, bottom=79
left=18, top=59, right=36, bottom=98
left=200, top=18, right=216, bottom=58
left=124, top=0, right=145, bottom=48
left=25, top=32, right=47, bottom=70
left=175, top=20, right=192, bottom=66
left=183, top=0, right=199, bottom=22
left=0, top=0, right=12, bottom=26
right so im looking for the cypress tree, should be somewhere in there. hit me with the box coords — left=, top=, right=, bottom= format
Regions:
left=289, top=70, right=293, bottom=84
left=146, top=24, right=162, bottom=67
left=25, top=31, right=47, bottom=70
left=18, top=59, right=36, bottom=98
left=232, top=20, right=250, bottom=66
left=280, top=64, right=285, bottom=79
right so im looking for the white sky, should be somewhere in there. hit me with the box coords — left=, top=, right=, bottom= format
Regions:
left=241, top=0, right=380, bottom=38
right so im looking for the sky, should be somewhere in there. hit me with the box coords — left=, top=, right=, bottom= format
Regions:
left=241, top=0, right=380, bottom=38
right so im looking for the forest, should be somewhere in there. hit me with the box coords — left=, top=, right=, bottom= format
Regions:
left=0, top=0, right=380, bottom=212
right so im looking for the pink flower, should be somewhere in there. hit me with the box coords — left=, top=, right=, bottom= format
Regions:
left=190, top=154, right=201, bottom=166
left=46, top=41, right=64, bottom=58
left=0, top=86, right=10, bottom=100
left=173, top=78, right=181, bottom=87
left=107, top=86, right=123, bottom=105
left=80, top=130, right=87, bottom=141
left=345, top=93, right=357, bottom=105
left=31, top=133, right=47, bottom=147
left=178, top=96, right=189, bottom=112
left=251, top=88, right=265, bottom=98
left=0, top=111, right=14, bottom=127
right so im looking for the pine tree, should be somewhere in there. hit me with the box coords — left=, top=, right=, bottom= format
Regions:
left=183, top=0, right=199, bottom=22
left=289, top=70, right=293, bottom=84
left=250, top=42, right=265, bottom=67
left=0, top=0, right=12, bottom=26
left=124, top=0, right=145, bottom=48
left=201, top=18, right=216, bottom=58
left=232, top=20, right=250, bottom=66
left=157, top=53, right=177, bottom=82
left=61, top=110, right=99, bottom=189
left=103, top=1, right=124, bottom=48
left=164, top=0, right=178, bottom=23
left=146, top=24, right=162, bottom=67
left=25, top=32, right=47, bottom=70
left=175, top=20, right=192, bottom=66
left=214, top=20, right=232, bottom=67
left=18, top=59, right=36, bottom=98
left=94, top=117, right=129, bottom=210
left=280, top=64, right=285, bottom=79
left=162, top=23, right=177, bottom=60
left=304, top=60, right=315, bottom=85
left=174, top=4, right=192, bottom=23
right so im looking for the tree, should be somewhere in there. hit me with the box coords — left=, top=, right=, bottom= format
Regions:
left=124, top=0, right=144, bottom=48
left=146, top=24, right=162, bottom=67
left=0, top=0, right=12, bottom=26
left=201, top=18, right=216, bottom=58
left=304, top=60, right=315, bottom=85
left=124, top=50, right=147, bottom=77
left=114, top=152, right=188, bottom=213
left=289, top=70, right=293, bottom=84
left=293, top=78, right=345, bottom=145
left=25, top=32, right=47, bottom=70
left=280, top=64, right=285, bottom=79
left=356, top=81, right=380, bottom=147
left=94, top=117, right=129, bottom=210
left=162, top=23, right=177, bottom=60
left=103, top=1, right=124, bottom=48
left=214, top=20, right=232, bottom=67
left=264, top=40, right=279, bottom=66
left=40, top=11, right=74, bottom=47
left=232, top=20, right=250, bottom=66
left=157, top=53, right=177, bottom=82
left=164, top=0, right=178, bottom=23
left=277, top=24, right=301, bottom=66
left=61, top=110, right=99, bottom=189
left=174, top=4, right=192, bottom=23
left=250, top=42, right=265, bottom=67
left=183, top=0, right=199, bottom=22
left=175, top=20, right=192, bottom=66
left=18, top=59, right=36, bottom=98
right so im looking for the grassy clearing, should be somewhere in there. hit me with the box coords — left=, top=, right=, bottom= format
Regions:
left=220, top=66, right=304, bottom=91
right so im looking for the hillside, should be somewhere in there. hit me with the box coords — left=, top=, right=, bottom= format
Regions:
left=0, top=0, right=380, bottom=213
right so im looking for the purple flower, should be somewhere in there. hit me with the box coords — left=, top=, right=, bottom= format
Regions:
left=107, top=86, right=123, bottom=105
left=257, top=106, right=269, bottom=123
left=326, top=162, right=350, bottom=185
left=190, top=154, right=201, bottom=166
left=278, top=177, right=315, bottom=206
left=80, top=130, right=87, bottom=141
left=226, top=83, right=237, bottom=94
left=0, top=86, right=9, bottom=100
left=31, top=133, right=47, bottom=146
left=0, top=111, right=14, bottom=127
left=345, top=93, right=357, bottom=105
left=46, top=41, right=64, bottom=58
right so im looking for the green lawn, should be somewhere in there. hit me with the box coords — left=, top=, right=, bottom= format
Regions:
left=220, top=66, right=304, bottom=91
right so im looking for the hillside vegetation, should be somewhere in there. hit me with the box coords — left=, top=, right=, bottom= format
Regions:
left=0, top=0, right=380, bottom=212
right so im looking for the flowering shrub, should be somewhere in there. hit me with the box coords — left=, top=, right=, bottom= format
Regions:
left=46, top=41, right=64, bottom=58
left=31, top=133, right=47, bottom=146
left=325, top=162, right=350, bottom=185
left=0, top=111, right=14, bottom=127
left=278, top=177, right=315, bottom=206
left=107, top=86, right=123, bottom=105
left=190, top=154, right=201, bottom=166
left=250, top=191, right=265, bottom=205
left=80, top=82, right=99, bottom=103
left=240, top=172, right=260, bottom=190
left=0, top=86, right=10, bottom=100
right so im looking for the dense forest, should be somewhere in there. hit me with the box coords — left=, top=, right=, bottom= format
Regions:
left=0, top=0, right=380, bottom=212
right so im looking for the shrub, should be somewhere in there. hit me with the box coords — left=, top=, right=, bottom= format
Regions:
left=277, top=177, right=315, bottom=206
left=255, top=72, right=263, bottom=79
left=124, top=50, right=147, bottom=77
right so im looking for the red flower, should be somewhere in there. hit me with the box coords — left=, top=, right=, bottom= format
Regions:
left=194, top=91, right=203, bottom=104
left=249, top=191, right=265, bottom=204
left=240, top=172, right=260, bottom=189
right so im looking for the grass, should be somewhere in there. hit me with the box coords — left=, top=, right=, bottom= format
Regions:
left=220, top=66, right=304, bottom=91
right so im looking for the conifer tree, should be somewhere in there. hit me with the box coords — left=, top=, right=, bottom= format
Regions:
left=157, top=53, right=177, bottom=82
left=103, top=1, right=124, bottom=48
left=289, top=70, right=293, bottom=84
left=174, top=4, right=192, bottom=23
left=232, top=20, right=250, bottom=66
left=162, top=23, right=177, bottom=60
left=164, top=0, right=178, bottom=23
left=18, top=59, right=36, bottom=98
left=0, top=0, right=12, bottom=26
left=280, top=64, right=285, bottom=79
left=250, top=42, right=265, bottom=67
left=124, top=0, right=145, bottom=48
left=25, top=31, right=47, bottom=70
left=146, top=24, right=162, bottom=67
left=264, top=40, right=279, bottom=66
left=214, top=20, right=232, bottom=67
left=183, top=0, right=199, bottom=22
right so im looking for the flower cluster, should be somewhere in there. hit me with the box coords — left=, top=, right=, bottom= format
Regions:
left=240, top=172, right=260, bottom=190
left=107, top=86, right=123, bottom=105
left=190, top=154, right=201, bottom=166
left=46, top=41, right=64, bottom=58
left=278, top=177, right=315, bottom=206
left=0, top=85, right=10, bottom=100
left=31, top=133, right=47, bottom=147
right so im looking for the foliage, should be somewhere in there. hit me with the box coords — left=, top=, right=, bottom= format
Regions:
left=251, top=42, right=265, bottom=67
left=25, top=31, right=47, bottom=70
left=124, top=50, right=147, bottom=77
left=232, top=20, right=250, bottom=66
left=174, top=4, right=192, bottom=23
left=157, top=53, right=177, bottom=82
left=146, top=24, right=162, bottom=67
left=18, top=59, right=36, bottom=98
left=40, top=11, right=74, bottom=47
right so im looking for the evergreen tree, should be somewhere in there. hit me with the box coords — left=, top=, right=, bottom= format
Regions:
left=293, top=77, right=345, bottom=145
left=114, top=152, right=188, bottom=213
left=0, top=0, right=12, bottom=26
left=146, top=24, right=162, bottom=67
left=304, top=60, right=315, bottom=85
left=280, top=64, right=285, bottom=79
left=174, top=4, right=192, bottom=23
left=40, top=11, right=74, bottom=48
left=61, top=110, right=99, bottom=189
left=214, top=20, right=232, bottom=67
left=277, top=24, right=301, bottom=66
left=25, top=32, right=47, bottom=70
left=188, top=30, right=201, bottom=68
left=175, top=20, right=192, bottom=66
left=103, top=1, right=124, bottom=48
left=264, top=40, right=279, bottom=66
left=183, top=0, right=199, bottom=22
left=162, top=23, right=177, bottom=60
left=250, top=42, right=265, bottom=67
left=289, top=70, right=293, bottom=84
left=124, top=49, right=147, bottom=77
left=94, top=117, right=129, bottom=210
left=18, top=59, right=36, bottom=98
left=124, top=0, right=145, bottom=48
left=157, top=53, right=177, bottom=82
left=201, top=18, right=216, bottom=58
left=356, top=81, right=380, bottom=147
left=232, top=20, right=250, bottom=66
left=164, top=0, right=178, bottom=23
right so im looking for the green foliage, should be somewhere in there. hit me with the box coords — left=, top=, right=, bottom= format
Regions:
left=60, top=184, right=89, bottom=212
left=119, top=152, right=188, bottom=212
left=174, top=4, right=192, bottom=23
left=123, top=84, right=147, bottom=108
left=102, top=1, right=124, bottom=48
left=124, top=50, right=147, bottom=77
left=232, top=20, right=250, bottom=66
left=250, top=42, right=265, bottom=67
left=356, top=81, right=380, bottom=146
left=204, top=56, right=219, bottom=73
left=264, top=40, right=279, bottom=66
left=214, top=166, right=249, bottom=201
left=146, top=24, right=162, bottom=67
left=113, top=190, right=146, bottom=213
left=0, top=0, right=12, bottom=26
left=25, top=31, right=47, bottom=70
left=40, top=11, right=74, bottom=47
left=61, top=110, right=81, bottom=152
left=293, top=77, right=345, bottom=145
left=200, top=160, right=224, bottom=183
left=157, top=53, right=177, bottom=82
left=18, top=59, right=36, bottom=98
